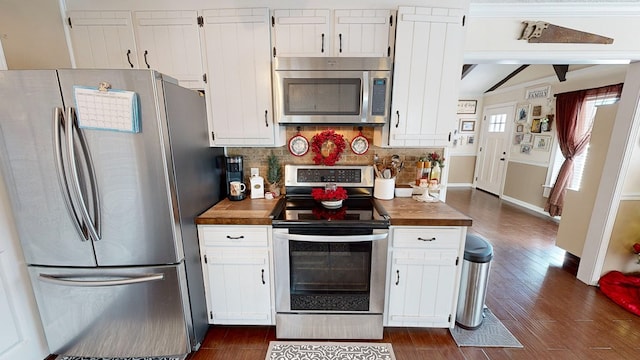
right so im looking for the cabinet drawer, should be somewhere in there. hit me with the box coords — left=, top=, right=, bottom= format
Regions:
left=392, top=227, right=461, bottom=249
left=199, top=226, right=269, bottom=247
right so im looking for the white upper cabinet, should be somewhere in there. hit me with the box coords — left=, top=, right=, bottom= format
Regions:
left=333, top=9, right=394, bottom=57
left=201, top=8, right=283, bottom=146
left=272, top=9, right=393, bottom=57
left=377, top=6, right=465, bottom=147
left=67, top=11, right=138, bottom=69
left=132, top=11, right=205, bottom=89
left=271, top=9, right=331, bottom=57
left=67, top=10, right=205, bottom=89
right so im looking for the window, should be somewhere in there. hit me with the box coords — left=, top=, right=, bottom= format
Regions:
left=488, top=113, right=507, bottom=132
left=549, top=95, right=619, bottom=191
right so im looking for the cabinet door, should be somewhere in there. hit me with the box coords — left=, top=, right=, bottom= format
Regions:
left=386, top=6, right=465, bottom=147
left=387, top=249, right=459, bottom=327
left=334, top=10, right=393, bottom=57
left=202, top=8, right=280, bottom=146
left=205, top=248, right=272, bottom=325
left=133, top=11, right=205, bottom=89
left=67, top=11, right=138, bottom=69
left=272, top=9, right=330, bottom=57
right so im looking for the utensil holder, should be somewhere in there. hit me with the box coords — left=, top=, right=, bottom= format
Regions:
left=374, top=178, right=395, bottom=200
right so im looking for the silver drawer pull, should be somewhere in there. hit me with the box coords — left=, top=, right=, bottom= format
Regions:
left=417, top=237, right=436, bottom=242
left=226, top=235, right=245, bottom=240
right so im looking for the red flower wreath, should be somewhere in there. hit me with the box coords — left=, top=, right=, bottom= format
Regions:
left=311, top=129, right=346, bottom=166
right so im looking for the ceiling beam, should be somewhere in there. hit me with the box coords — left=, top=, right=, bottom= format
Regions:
left=553, top=64, right=569, bottom=82
left=461, top=64, right=477, bottom=79
left=485, top=65, right=530, bottom=93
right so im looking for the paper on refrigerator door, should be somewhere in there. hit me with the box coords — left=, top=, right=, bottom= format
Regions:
left=73, top=85, right=140, bottom=133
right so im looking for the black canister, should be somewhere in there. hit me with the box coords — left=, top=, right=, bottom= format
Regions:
left=225, top=155, right=245, bottom=201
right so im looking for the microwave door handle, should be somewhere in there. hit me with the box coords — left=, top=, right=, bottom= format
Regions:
left=362, top=71, right=369, bottom=123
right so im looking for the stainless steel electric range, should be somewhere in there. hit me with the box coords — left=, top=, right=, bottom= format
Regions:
left=272, top=165, right=390, bottom=339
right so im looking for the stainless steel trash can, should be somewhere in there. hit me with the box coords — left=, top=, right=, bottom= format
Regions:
left=456, top=234, right=494, bottom=329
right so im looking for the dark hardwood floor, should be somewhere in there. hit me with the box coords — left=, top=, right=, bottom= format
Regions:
left=188, top=188, right=640, bottom=360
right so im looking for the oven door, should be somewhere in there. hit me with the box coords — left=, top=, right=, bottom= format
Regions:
left=273, top=228, right=388, bottom=314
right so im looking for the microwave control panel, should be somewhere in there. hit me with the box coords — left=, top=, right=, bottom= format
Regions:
left=371, top=78, right=387, bottom=116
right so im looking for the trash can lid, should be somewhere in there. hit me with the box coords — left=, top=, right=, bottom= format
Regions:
left=464, top=234, right=494, bottom=263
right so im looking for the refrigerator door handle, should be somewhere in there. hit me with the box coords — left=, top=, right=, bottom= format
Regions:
left=38, top=272, right=165, bottom=287
left=54, top=107, right=89, bottom=241
left=66, top=107, right=102, bottom=242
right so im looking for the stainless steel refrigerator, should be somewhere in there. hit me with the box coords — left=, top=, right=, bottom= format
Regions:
left=0, top=69, right=224, bottom=358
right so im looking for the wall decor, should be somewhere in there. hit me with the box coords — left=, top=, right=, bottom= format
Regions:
left=525, top=85, right=551, bottom=100
left=532, top=105, right=542, bottom=116
left=516, top=124, right=524, bottom=133
left=533, top=135, right=551, bottom=151
left=520, top=144, right=532, bottom=154
left=311, top=129, right=346, bottom=166
left=522, top=133, right=532, bottom=143
left=515, top=103, right=531, bottom=123
left=457, top=100, right=477, bottom=114
left=514, top=134, right=524, bottom=145
left=531, top=118, right=542, bottom=133
left=288, top=129, right=309, bottom=157
left=460, top=120, right=476, bottom=132
left=468, top=136, right=475, bottom=144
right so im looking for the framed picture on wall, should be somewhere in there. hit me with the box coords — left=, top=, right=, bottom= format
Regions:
left=457, top=100, right=477, bottom=114
left=525, top=85, right=551, bottom=100
left=460, top=120, right=475, bottom=132
left=515, top=103, right=531, bottom=123
left=533, top=135, right=551, bottom=151
left=520, top=144, right=532, bottom=154
left=531, top=118, right=542, bottom=133
left=532, top=105, right=542, bottom=116
left=516, top=124, right=524, bottom=133
left=514, top=134, right=524, bottom=145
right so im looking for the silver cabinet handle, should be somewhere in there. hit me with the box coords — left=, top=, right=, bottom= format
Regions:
left=39, top=273, right=164, bottom=287
left=418, top=237, right=436, bottom=242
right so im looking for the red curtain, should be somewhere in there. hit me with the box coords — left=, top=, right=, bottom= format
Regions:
left=545, top=83, right=623, bottom=217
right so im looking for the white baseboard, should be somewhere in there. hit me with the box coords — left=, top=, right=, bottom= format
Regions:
left=501, top=195, right=560, bottom=222
left=447, top=183, right=474, bottom=188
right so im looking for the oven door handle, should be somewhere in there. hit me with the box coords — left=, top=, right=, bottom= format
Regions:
left=286, top=233, right=387, bottom=243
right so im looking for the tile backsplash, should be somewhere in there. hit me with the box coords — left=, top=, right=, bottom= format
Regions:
left=227, top=126, right=443, bottom=188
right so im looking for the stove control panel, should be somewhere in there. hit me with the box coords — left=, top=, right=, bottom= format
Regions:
left=296, top=168, right=361, bottom=183
left=284, top=165, right=374, bottom=187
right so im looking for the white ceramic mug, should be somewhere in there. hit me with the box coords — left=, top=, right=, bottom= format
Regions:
left=230, top=181, right=246, bottom=196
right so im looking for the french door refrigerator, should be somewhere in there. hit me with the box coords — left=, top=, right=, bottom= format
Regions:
left=0, top=69, right=224, bottom=358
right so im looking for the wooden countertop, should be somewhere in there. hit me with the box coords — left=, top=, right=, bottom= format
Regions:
left=374, top=197, right=472, bottom=227
left=195, top=197, right=284, bottom=225
left=196, top=196, right=472, bottom=227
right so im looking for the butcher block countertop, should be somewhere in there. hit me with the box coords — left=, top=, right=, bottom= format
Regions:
left=374, top=197, right=472, bottom=226
left=196, top=196, right=472, bottom=227
left=195, top=197, right=284, bottom=225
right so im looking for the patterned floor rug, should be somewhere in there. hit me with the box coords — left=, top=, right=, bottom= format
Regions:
left=449, top=308, right=523, bottom=348
left=266, top=341, right=396, bottom=360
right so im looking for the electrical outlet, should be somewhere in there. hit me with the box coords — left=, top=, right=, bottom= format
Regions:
left=250, top=168, right=259, bottom=177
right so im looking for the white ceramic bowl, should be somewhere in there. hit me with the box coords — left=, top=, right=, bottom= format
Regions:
left=394, top=187, right=413, bottom=197
left=321, top=200, right=343, bottom=209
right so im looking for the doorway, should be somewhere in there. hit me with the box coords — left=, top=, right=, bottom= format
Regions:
left=474, top=104, right=513, bottom=196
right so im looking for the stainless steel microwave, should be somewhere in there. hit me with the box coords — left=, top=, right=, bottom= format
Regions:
left=273, top=57, right=392, bottom=126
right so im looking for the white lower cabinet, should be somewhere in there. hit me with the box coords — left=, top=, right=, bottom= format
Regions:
left=197, top=225, right=274, bottom=325
left=385, top=226, right=466, bottom=328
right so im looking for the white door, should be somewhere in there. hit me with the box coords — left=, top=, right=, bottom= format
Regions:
left=201, top=8, right=277, bottom=146
left=133, top=11, right=205, bottom=89
left=272, top=9, right=331, bottom=57
left=67, top=11, right=138, bottom=69
left=0, top=177, right=48, bottom=360
left=475, top=105, right=513, bottom=195
left=333, top=9, right=392, bottom=57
